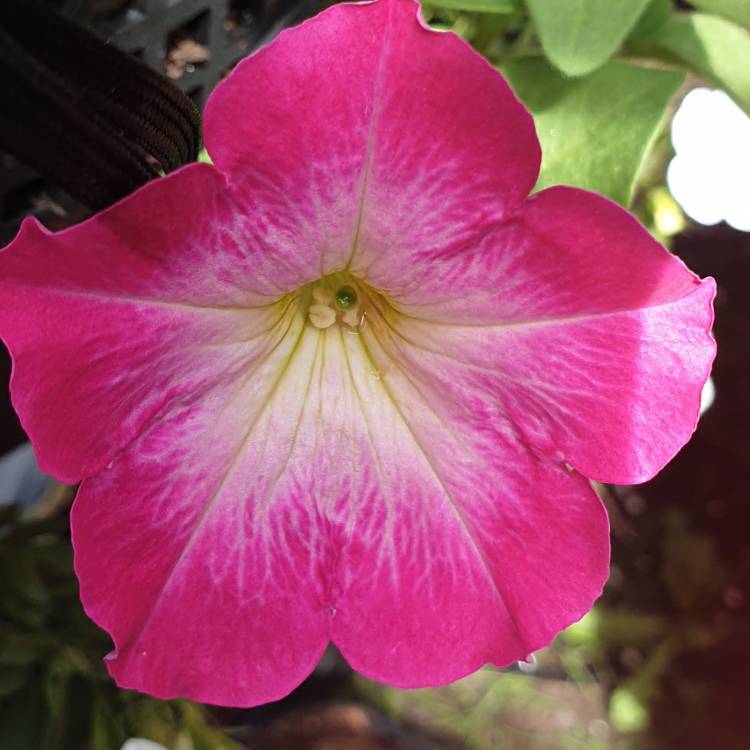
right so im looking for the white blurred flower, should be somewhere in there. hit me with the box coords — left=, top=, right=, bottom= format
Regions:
left=700, top=376, right=716, bottom=416
left=120, top=739, right=168, bottom=750
left=667, top=88, right=750, bottom=232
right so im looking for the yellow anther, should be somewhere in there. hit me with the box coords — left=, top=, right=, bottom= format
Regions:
left=312, top=287, right=335, bottom=305
left=308, top=303, right=336, bottom=329
left=341, top=306, right=361, bottom=328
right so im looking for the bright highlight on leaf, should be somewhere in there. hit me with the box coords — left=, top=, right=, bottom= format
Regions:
left=686, top=0, right=750, bottom=27
left=0, top=0, right=715, bottom=708
left=632, top=9, right=750, bottom=117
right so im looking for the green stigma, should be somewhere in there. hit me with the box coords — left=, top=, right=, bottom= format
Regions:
left=335, top=285, right=357, bottom=310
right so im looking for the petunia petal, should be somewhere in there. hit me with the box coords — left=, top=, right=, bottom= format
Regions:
left=204, top=0, right=539, bottom=277
left=71, top=313, right=338, bottom=704
left=384, top=188, right=716, bottom=483
left=72, top=375, right=331, bottom=705
left=0, top=163, right=313, bottom=482
left=331, top=324, right=609, bottom=685
left=73, top=302, right=353, bottom=705
left=1, top=0, right=714, bottom=708
left=73, top=301, right=609, bottom=702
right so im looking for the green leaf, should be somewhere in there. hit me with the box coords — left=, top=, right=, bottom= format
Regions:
left=0, top=685, right=46, bottom=749
left=0, top=634, right=45, bottom=666
left=686, top=0, right=750, bottom=27
left=90, top=690, right=124, bottom=750
left=526, top=0, right=651, bottom=76
left=502, top=57, right=684, bottom=205
left=422, top=0, right=521, bottom=12
left=0, top=665, right=31, bottom=697
left=610, top=687, right=649, bottom=732
left=633, top=12, right=750, bottom=115
left=44, top=654, right=77, bottom=718
left=630, top=0, right=673, bottom=38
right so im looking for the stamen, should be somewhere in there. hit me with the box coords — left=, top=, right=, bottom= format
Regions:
left=308, top=303, right=336, bottom=329
left=341, top=306, right=361, bottom=328
left=306, top=279, right=369, bottom=331
left=312, top=287, right=335, bottom=305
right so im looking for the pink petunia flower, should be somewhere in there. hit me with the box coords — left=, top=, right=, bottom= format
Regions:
left=0, top=0, right=715, bottom=707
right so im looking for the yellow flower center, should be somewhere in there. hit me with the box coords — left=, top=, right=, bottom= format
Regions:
left=305, top=273, right=374, bottom=332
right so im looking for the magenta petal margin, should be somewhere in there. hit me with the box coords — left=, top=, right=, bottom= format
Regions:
left=0, top=0, right=715, bottom=707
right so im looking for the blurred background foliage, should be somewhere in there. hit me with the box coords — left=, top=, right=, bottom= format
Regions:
left=1, top=0, right=749, bottom=748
